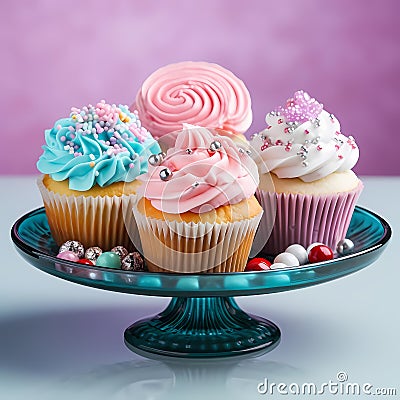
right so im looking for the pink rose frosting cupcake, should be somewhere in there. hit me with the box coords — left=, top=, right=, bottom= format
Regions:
left=133, top=125, right=263, bottom=273
left=133, top=61, right=252, bottom=138
left=250, top=90, right=363, bottom=254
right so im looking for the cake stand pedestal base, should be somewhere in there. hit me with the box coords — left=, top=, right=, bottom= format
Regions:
left=124, top=296, right=281, bottom=358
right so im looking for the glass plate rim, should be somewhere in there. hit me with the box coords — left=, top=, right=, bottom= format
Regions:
left=11, top=205, right=392, bottom=279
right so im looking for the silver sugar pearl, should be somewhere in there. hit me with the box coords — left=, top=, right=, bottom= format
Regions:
left=336, top=239, right=354, bottom=255
left=302, top=161, right=309, bottom=167
left=238, top=147, right=246, bottom=154
left=185, top=148, right=193, bottom=154
left=209, top=140, right=222, bottom=152
left=246, top=149, right=252, bottom=155
left=111, top=246, right=129, bottom=260
left=59, top=240, right=85, bottom=258
left=85, top=246, right=103, bottom=263
left=191, top=181, right=200, bottom=189
left=311, top=118, right=321, bottom=128
left=159, top=152, right=167, bottom=159
left=148, top=153, right=163, bottom=166
left=311, top=136, right=320, bottom=144
left=121, top=252, right=146, bottom=271
left=159, top=167, right=173, bottom=181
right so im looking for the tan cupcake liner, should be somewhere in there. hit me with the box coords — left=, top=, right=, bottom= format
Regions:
left=133, top=206, right=263, bottom=273
left=37, top=175, right=139, bottom=251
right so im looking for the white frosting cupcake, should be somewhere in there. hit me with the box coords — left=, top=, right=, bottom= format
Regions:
left=250, top=90, right=363, bottom=254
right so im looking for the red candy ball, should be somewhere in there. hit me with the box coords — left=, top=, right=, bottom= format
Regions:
left=77, top=258, right=95, bottom=266
left=308, top=244, right=334, bottom=263
left=245, top=257, right=272, bottom=272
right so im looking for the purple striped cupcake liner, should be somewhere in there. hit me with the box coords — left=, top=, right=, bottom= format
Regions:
left=255, top=182, right=363, bottom=255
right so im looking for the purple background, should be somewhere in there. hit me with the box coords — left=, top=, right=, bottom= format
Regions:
left=1, top=0, right=399, bottom=175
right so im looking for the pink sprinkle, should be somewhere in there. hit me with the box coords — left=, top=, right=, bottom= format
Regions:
left=335, top=131, right=341, bottom=135
left=277, top=90, right=323, bottom=123
left=338, top=155, right=343, bottom=159
left=95, top=123, right=103, bottom=134
left=129, top=163, right=134, bottom=168
left=83, top=115, right=88, bottom=121
left=56, top=124, right=61, bottom=130
left=277, top=119, right=283, bottom=124
left=317, top=145, right=322, bottom=151
left=275, top=139, right=283, bottom=146
left=70, top=133, right=76, bottom=139
left=304, top=129, right=309, bottom=135
left=60, top=136, right=66, bottom=142
left=335, top=144, right=340, bottom=150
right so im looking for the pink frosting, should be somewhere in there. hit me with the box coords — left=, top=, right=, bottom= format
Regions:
left=133, top=62, right=252, bottom=138
left=138, top=126, right=259, bottom=214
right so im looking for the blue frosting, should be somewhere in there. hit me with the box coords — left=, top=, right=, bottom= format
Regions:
left=37, top=102, right=161, bottom=191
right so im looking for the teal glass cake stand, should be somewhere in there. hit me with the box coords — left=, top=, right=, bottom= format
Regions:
left=11, top=206, right=391, bottom=358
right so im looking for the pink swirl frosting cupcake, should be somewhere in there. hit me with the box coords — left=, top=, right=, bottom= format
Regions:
left=133, top=62, right=252, bottom=138
left=139, top=124, right=259, bottom=214
left=133, top=126, right=263, bottom=273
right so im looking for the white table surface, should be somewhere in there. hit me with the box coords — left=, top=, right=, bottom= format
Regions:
left=1, top=176, right=398, bottom=400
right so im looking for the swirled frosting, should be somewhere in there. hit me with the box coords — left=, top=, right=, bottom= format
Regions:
left=138, top=125, right=259, bottom=214
left=133, top=61, right=252, bottom=138
left=250, top=91, right=359, bottom=182
left=37, top=101, right=161, bottom=191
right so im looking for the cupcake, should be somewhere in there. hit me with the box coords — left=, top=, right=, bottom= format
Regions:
left=133, top=125, right=263, bottom=273
left=37, top=100, right=161, bottom=250
left=132, top=61, right=252, bottom=142
left=250, top=90, right=363, bottom=255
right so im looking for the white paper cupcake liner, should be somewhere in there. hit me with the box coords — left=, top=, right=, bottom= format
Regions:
left=37, top=175, right=139, bottom=251
left=133, top=205, right=263, bottom=273
left=256, top=182, right=363, bottom=255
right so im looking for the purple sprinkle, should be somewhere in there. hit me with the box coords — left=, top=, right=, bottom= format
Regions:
left=277, top=90, right=323, bottom=124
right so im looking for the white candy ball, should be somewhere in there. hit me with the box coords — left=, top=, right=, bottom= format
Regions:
left=307, top=242, right=324, bottom=253
left=273, top=252, right=300, bottom=267
left=285, top=244, right=308, bottom=265
left=269, top=262, right=288, bottom=270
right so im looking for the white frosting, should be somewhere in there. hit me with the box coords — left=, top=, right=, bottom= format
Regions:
left=250, top=109, right=359, bottom=182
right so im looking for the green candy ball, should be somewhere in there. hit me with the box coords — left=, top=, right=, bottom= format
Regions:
left=96, top=251, right=121, bottom=269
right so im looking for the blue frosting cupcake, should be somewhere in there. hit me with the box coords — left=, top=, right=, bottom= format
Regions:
left=37, top=100, right=161, bottom=250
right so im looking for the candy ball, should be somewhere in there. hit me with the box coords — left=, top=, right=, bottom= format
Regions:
left=59, top=240, right=85, bottom=258
left=285, top=244, right=308, bottom=265
left=111, top=246, right=128, bottom=260
left=77, top=258, right=95, bottom=266
left=57, top=250, right=80, bottom=262
left=245, top=257, right=272, bottom=272
left=269, top=263, right=288, bottom=270
left=85, top=247, right=102, bottom=263
left=336, top=239, right=355, bottom=255
left=96, top=252, right=121, bottom=269
left=121, top=252, right=145, bottom=271
left=308, top=244, right=334, bottom=263
left=306, top=242, right=324, bottom=253
left=274, top=252, right=300, bottom=267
